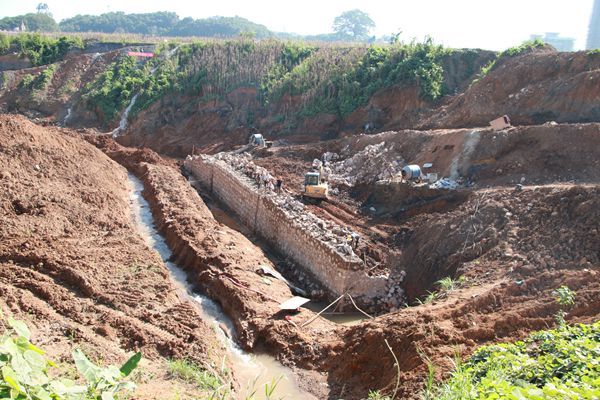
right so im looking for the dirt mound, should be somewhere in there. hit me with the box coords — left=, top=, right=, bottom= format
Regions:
left=420, top=51, right=600, bottom=129
left=0, top=115, right=224, bottom=395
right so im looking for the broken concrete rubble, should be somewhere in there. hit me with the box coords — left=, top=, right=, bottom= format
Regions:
left=185, top=152, right=400, bottom=312
left=209, top=151, right=366, bottom=262
left=326, top=142, right=405, bottom=186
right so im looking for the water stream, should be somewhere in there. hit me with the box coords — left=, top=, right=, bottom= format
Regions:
left=127, top=174, right=312, bottom=399
left=62, top=107, right=72, bottom=126
left=111, top=94, right=138, bottom=137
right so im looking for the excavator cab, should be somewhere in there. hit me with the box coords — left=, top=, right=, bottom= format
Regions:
left=303, top=172, right=328, bottom=200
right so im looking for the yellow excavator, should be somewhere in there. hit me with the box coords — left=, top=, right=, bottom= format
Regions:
left=302, top=168, right=328, bottom=200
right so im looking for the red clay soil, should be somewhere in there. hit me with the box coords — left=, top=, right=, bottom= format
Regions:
left=3, top=116, right=599, bottom=399
left=0, top=52, right=118, bottom=126
left=419, top=50, right=600, bottom=129
left=0, top=115, right=225, bottom=397
left=87, top=136, right=337, bottom=398
left=92, top=135, right=600, bottom=399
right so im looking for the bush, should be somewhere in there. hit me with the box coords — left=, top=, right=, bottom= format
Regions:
left=0, top=314, right=140, bottom=399
left=424, top=321, right=600, bottom=399
left=8, top=33, right=83, bottom=66
left=81, top=56, right=148, bottom=124
left=261, top=38, right=449, bottom=117
left=82, top=38, right=452, bottom=125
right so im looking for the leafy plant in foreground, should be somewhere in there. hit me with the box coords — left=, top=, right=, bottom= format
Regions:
left=0, top=314, right=140, bottom=399
left=423, top=321, right=600, bottom=399
left=553, top=285, right=576, bottom=327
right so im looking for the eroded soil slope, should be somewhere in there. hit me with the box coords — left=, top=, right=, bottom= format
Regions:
left=244, top=122, right=600, bottom=398
left=0, top=115, right=223, bottom=397
left=90, top=129, right=600, bottom=400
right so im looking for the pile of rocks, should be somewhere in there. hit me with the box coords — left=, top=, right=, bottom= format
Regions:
left=430, top=177, right=460, bottom=190
left=214, top=151, right=363, bottom=262
left=215, top=152, right=277, bottom=191
left=326, top=142, right=404, bottom=186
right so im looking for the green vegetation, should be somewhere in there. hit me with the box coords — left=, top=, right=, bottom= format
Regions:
left=20, top=74, right=35, bottom=88
left=80, top=38, right=450, bottom=126
left=0, top=13, right=58, bottom=32
left=553, top=285, right=576, bottom=327
left=367, top=390, right=392, bottom=399
left=416, top=276, right=466, bottom=304
left=436, top=276, right=466, bottom=293
left=422, top=321, right=600, bottom=399
left=167, top=358, right=221, bottom=391
left=501, top=39, right=546, bottom=57
left=18, top=64, right=57, bottom=96
left=261, top=38, right=449, bottom=117
left=59, top=12, right=273, bottom=39
left=81, top=56, right=150, bottom=124
left=587, top=49, right=600, bottom=56
left=0, top=313, right=140, bottom=399
left=167, top=358, right=232, bottom=399
left=0, top=33, right=83, bottom=66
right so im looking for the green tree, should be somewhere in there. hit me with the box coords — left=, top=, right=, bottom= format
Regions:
left=36, top=3, right=51, bottom=16
left=0, top=13, right=58, bottom=32
left=332, top=9, right=375, bottom=41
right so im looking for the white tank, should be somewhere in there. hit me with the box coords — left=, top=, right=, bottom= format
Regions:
left=401, top=165, right=422, bottom=180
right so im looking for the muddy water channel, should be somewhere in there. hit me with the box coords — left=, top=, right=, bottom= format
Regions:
left=127, top=174, right=313, bottom=399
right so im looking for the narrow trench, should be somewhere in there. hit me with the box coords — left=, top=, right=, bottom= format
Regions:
left=187, top=176, right=368, bottom=326
left=127, top=173, right=313, bottom=399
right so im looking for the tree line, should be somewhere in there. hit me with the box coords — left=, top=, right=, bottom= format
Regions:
left=0, top=9, right=377, bottom=42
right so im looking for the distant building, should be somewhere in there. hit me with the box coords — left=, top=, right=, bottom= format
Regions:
left=530, top=32, right=575, bottom=52
left=588, top=0, right=600, bottom=49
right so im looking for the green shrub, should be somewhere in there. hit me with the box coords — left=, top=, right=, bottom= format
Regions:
left=31, top=65, right=56, bottom=91
left=0, top=314, right=141, bottom=399
left=587, top=49, right=600, bottom=56
left=10, top=33, right=83, bottom=66
left=81, top=56, right=149, bottom=124
left=261, top=38, right=449, bottom=118
left=83, top=38, right=452, bottom=124
left=424, top=321, right=600, bottom=399
left=501, top=39, right=545, bottom=57
left=0, top=34, right=10, bottom=54
left=20, top=74, right=35, bottom=88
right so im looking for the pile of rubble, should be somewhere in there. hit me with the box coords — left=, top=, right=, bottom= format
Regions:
left=325, top=142, right=404, bottom=186
left=429, top=177, right=460, bottom=190
left=213, top=152, right=363, bottom=262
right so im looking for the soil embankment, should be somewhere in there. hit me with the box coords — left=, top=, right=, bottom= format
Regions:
left=87, top=136, right=336, bottom=398
left=92, top=128, right=600, bottom=399
left=0, top=115, right=224, bottom=397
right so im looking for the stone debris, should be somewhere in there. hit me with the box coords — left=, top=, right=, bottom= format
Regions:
left=430, top=177, right=460, bottom=190
left=326, top=142, right=404, bottom=186
left=208, top=151, right=363, bottom=262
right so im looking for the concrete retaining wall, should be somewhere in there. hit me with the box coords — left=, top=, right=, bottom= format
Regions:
left=184, top=156, right=388, bottom=306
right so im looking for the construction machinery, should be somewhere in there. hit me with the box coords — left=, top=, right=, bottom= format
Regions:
left=248, top=133, right=273, bottom=148
left=401, top=164, right=422, bottom=181
left=302, top=170, right=328, bottom=200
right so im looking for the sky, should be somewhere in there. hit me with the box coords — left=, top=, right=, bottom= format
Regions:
left=0, top=0, right=595, bottom=50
